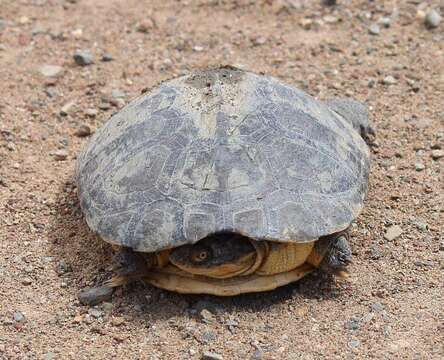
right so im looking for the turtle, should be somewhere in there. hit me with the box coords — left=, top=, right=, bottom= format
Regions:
left=75, top=66, right=371, bottom=300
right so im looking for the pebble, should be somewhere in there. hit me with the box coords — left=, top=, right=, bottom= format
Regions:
left=98, top=102, right=111, bottom=110
left=348, top=339, right=361, bottom=349
left=84, top=108, right=98, bottom=117
left=13, top=311, right=26, bottom=323
left=52, top=150, right=68, bottom=161
left=384, top=225, right=403, bottom=241
left=45, top=87, right=57, bottom=98
left=56, top=260, right=72, bottom=274
left=111, top=316, right=125, bottom=326
left=371, top=302, right=384, bottom=312
left=101, top=53, right=113, bottom=62
left=368, top=23, right=380, bottom=35
left=252, top=36, right=267, bottom=46
left=200, top=330, right=216, bottom=344
left=383, top=75, right=396, bottom=85
left=344, top=317, right=361, bottom=331
left=78, top=285, right=114, bottom=306
left=88, top=308, right=103, bottom=318
left=111, top=89, right=126, bottom=99
left=137, top=19, right=155, bottom=33
left=74, top=124, right=92, bottom=137
left=60, top=101, right=76, bottom=116
left=73, top=50, right=94, bottom=66
left=415, top=162, right=425, bottom=171
left=102, top=302, right=114, bottom=313
left=39, top=65, right=63, bottom=77
left=200, top=309, right=214, bottom=323
left=251, top=349, right=264, bottom=359
left=22, top=277, right=32, bottom=285
left=379, top=17, right=391, bottom=28
left=202, top=351, right=223, bottom=360
left=425, top=9, right=441, bottom=29
left=44, top=352, right=57, bottom=360
left=431, top=149, right=444, bottom=159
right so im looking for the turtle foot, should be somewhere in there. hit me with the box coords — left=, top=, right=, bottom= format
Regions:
left=320, top=234, right=352, bottom=275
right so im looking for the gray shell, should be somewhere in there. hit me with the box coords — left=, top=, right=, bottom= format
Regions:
left=76, top=67, right=370, bottom=252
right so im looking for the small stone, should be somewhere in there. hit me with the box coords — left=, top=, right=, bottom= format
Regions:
left=425, top=9, right=441, bottom=29
left=52, top=150, right=68, bottom=161
left=39, top=65, right=63, bottom=77
left=98, top=102, right=111, bottom=110
left=32, top=26, right=46, bottom=35
left=300, top=18, right=313, bottom=30
left=368, top=23, right=380, bottom=35
left=78, top=285, right=114, bottom=306
left=344, top=317, right=360, bottom=331
left=43, top=352, right=57, bottom=360
left=45, top=87, right=57, bottom=98
left=111, top=316, right=125, bottom=326
left=13, top=311, right=26, bottom=323
left=74, top=125, right=92, bottom=137
left=415, top=163, right=425, bottom=171
left=137, top=19, right=155, bottom=33
left=323, top=15, right=338, bottom=24
left=60, top=101, right=76, bottom=116
left=193, top=45, right=204, bottom=52
left=251, top=349, right=264, bottom=360
left=22, top=277, right=32, bottom=285
left=101, top=53, right=113, bottom=62
left=73, top=50, right=94, bottom=66
left=111, top=89, right=125, bottom=99
left=200, top=309, right=214, bottom=323
left=383, top=75, right=396, bottom=85
left=56, top=260, right=72, bottom=274
left=73, top=314, right=83, bottom=323
left=88, top=308, right=103, bottom=318
left=384, top=225, right=403, bottom=241
left=84, top=108, right=98, bottom=117
left=200, top=330, right=216, bottom=344
left=323, top=0, right=336, bottom=5
left=252, top=36, right=267, bottom=46
left=348, top=339, right=360, bottom=349
left=202, top=351, right=223, bottom=360
left=371, top=302, right=384, bottom=312
left=431, top=149, right=444, bottom=159
left=189, top=348, right=197, bottom=356
left=102, top=302, right=114, bottom=313
left=379, top=17, right=391, bottom=28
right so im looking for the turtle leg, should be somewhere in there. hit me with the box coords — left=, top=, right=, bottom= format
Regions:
left=78, top=247, right=154, bottom=305
left=326, top=98, right=375, bottom=143
left=307, top=230, right=352, bottom=276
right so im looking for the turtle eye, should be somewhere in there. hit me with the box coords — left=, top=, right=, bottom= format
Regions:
left=191, top=247, right=212, bottom=263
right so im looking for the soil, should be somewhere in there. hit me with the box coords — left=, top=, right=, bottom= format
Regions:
left=0, top=0, right=443, bottom=359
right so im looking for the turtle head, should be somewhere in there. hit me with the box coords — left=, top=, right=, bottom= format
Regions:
left=319, top=233, right=352, bottom=275
left=169, top=233, right=257, bottom=278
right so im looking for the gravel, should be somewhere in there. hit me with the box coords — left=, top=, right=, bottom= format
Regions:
left=52, top=150, right=68, bottom=161
left=39, top=64, right=63, bottom=77
left=368, top=23, right=380, bottom=35
left=425, top=9, right=441, bottom=29
left=383, top=75, right=396, bottom=85
left=202, top=351, right=223, bottom=360
left=431, top=149, right=444, bottom=159
left=74, top=125, right=92, bottom=137
left=13, top=311, right=26, bottom=323
left=73, top=50, right=94, bottom=66
left=384, top=225, right=403, bottom=241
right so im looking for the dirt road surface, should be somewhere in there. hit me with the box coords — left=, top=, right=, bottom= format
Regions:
left=1, top=0, right=443, bottom=359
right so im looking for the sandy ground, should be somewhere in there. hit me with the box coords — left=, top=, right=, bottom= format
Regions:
left=1, top=0, right=443, bottom=359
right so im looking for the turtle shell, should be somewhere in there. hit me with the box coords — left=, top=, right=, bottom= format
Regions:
left=76, top=67, right=370, bottom=252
